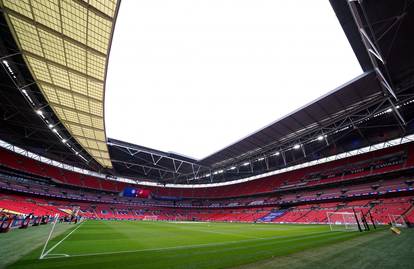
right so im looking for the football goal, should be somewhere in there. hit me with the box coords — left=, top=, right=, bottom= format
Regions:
left=327, top=212, right=362, bottom=232
left=143, top=215, right=158, bottom=221
left=389, top=214, right=407, bottom=228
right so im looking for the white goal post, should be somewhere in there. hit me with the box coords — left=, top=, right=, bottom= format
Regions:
left=143, top=215, right=158, bottom=221
left=389, top=214, right=407, bottom=228
left=327, top=212, right=362, bottom=232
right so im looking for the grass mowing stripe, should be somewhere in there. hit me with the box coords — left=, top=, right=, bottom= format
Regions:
left=0, top=223, right=74, bottom=269
left=7, top=222, right=375, bottom=269
left=171, top=223, right=264, bottom=239
left=42, top=230, right=340, bottom=259
left=235, top=228, right=414, bottom=269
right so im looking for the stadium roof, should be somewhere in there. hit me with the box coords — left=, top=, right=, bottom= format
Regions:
left=200, top=71, right=383, bottom=166
left=0, top=0, right=120, bottom=168
left=192, top=0, right=414, bottom=175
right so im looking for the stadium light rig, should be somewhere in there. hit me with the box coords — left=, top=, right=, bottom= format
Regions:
left=205, top=98, right=414, bottom=180
left=33, top=103, right=90, bottom=165
left=4, top=55, right=92, bottom=168
left=20, top=89, right=35, bottom=106
left=2, top=59, right=17, bottom=79
left=213, top=169, right=224, bottom=175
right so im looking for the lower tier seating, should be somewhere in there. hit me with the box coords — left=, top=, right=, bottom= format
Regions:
left=1, top=192, right=412, bottom=225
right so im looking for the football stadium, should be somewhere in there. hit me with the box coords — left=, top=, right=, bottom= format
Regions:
left=0, top=0, right=414, bottom=268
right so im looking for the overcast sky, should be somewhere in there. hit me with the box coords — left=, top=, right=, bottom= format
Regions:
left=105, top=0, right=362, bottom=160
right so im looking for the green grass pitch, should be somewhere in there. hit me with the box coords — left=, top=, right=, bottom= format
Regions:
left=1, top=220, right=413, bottom=269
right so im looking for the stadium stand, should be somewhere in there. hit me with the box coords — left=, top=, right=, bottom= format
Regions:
left=1, top=140, right=414, bottom=226
left=1, top=142, right=413, bottom=201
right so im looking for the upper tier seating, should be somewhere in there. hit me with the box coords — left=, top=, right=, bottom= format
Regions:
left=140, top=144, right=414, bottom=198
left=1, top=142, right=414, bottom=198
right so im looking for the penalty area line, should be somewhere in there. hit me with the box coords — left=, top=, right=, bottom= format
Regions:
left=40, top=221, right=86, bottom=259
left=42, top=240, right=249, bottom=260
left=44, top=254, right=70, bottom=257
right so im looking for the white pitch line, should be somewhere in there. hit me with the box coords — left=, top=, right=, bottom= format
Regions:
left=41, top=221, right=86, bottom=259
left=167, top=222, right=263, bottom=239
left=42, top=239, right=257, bottom=259
left=46, top=253, right=70, bottom=257
left=42, top=230, right=334, bottom=260
left=178, top=226, right=263, bottom=239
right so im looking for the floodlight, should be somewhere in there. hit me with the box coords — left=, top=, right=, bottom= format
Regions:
left=293, top=144, right=300, bottom=150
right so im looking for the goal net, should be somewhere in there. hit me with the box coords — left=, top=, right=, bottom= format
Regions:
left=389, top=214, right=407, bottom=228
left=143, top=215, right=158, bottom=221
left=327, top=212, right=361, bottom=232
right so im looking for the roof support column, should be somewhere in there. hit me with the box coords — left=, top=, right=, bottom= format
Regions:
left=281, top=151, right=287, bottom=166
